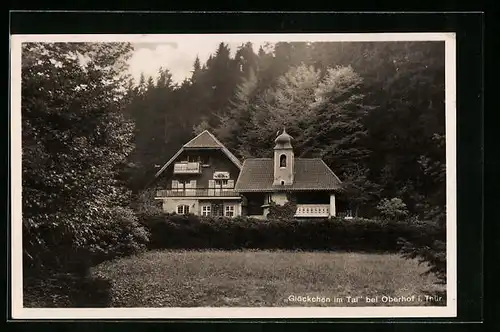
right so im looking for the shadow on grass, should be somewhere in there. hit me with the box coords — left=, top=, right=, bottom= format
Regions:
left=24, top=272, right=113, bottom=308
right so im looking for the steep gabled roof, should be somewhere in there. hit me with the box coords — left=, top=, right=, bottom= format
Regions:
left=154, top=130, right=241, bottom=178
left=234, top=158, right=342, bottom=192
left=184, top=130, right=224, bottom=148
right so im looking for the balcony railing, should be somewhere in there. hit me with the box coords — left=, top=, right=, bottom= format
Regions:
left=294, top=204, right=330, bottom=217
left=173, top=162, right=201, bottom=174
left=156, top=188, right=240, bottom=198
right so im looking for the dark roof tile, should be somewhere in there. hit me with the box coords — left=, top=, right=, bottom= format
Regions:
left=234, top=158, right=342, bottom=192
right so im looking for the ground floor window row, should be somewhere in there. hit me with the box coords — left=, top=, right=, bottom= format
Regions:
left=177, top=202, right=238, bottom=217
left=172, top=202, right=352, bottom=218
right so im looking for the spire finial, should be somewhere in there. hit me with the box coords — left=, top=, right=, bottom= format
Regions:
left=274, top=127, right=293, bottom=148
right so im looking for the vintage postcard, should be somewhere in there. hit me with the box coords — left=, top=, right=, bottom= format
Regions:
left=10, top=32, right=457, bottom=319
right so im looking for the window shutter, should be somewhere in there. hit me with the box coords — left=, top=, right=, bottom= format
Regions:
left=227, top=180, right=234, bottom=188
left=190, top=180, right=196, bottom=188
left=172, top=180, right=179, bottom=189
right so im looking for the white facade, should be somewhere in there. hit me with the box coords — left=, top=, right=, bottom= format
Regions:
left=273, top=130, right=295, bottom=186
left=161, top=198, right=242, bottom=217
left=329, top=193, right=336, bottom=217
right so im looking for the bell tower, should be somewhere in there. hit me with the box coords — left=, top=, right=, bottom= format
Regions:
left=273, top=128, right=294, bottom=186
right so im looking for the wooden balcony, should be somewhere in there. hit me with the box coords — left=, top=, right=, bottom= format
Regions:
left=156, top=188, right=240, bottom=198
left=294, top=204, right=330, bottom=217
left=173, top=162, right=201, bottom=174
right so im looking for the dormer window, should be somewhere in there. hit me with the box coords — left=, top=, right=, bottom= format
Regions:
left=280, top=154, right=287, bottom=168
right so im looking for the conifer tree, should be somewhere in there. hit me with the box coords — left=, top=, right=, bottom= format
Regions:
left=215, top=68, right=259, bottom=158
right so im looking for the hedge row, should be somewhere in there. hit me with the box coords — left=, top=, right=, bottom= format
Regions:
left=138, top=213, right=445, bottom=253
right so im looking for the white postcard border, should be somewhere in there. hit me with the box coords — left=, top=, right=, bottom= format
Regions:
left=9, top=32, right=457, bottom=319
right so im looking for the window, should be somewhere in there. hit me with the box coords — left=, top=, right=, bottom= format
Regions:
left=177, top=205, right=190, bottom=214
left=201, top=205, right=211, bottom=216
left=215, top=179, right=228, bottom=186
left=212, top=203, right=224, bottom=217
left=225, top=205, right=235, bottom=217
left=280, top=154, right=287, bottom=167
left=174, top=180, right=188, bottom=192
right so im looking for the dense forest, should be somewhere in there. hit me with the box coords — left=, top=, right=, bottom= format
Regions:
left=124, top=41, right=445, bottom=222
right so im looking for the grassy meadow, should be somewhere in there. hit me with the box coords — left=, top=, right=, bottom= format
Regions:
left=90, top=250, right=446, bottom=307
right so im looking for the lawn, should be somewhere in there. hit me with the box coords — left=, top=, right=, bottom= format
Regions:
left=91, top=250, right=446, bottom=307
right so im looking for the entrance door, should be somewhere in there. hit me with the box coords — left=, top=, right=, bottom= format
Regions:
left=211, top=202, right=224, bottom=217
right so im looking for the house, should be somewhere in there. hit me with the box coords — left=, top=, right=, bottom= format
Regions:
left=234, top=128, right=342, bottom=219
left=153, top=130, right=243, bottom=217
left=153, top=129, right=342, bottom=218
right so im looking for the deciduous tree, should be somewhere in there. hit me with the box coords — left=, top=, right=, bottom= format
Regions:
left=22, top=42, right=149, bottom=274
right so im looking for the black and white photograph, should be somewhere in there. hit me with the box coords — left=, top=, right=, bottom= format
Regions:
left=10, top=32, right=457, bottom=319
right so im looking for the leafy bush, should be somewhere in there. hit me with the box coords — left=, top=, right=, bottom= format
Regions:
left=267, top=198, right=297, bottom=220
left=377, top=197, right=409, bottom=221
left=24, top=206, right=150, bottom=276
left=23, top=207, right=149, bottom=307
left=138, top=214, right=444, bottom=253
left=132, top=188, right=163, bottom=215
left=89, top=207, right=150, bottom=264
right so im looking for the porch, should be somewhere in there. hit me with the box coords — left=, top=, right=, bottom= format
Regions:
left=247, top=204, right=333, bottom=218
left=294, top=204, right=331, bottom=218
left=242, top=191, right=337, bottom=218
